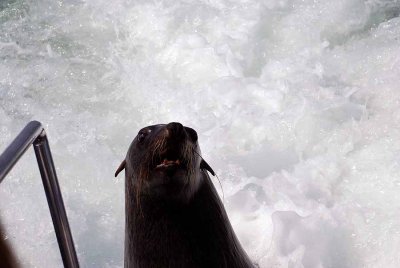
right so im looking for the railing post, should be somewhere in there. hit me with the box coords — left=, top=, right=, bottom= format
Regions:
left=33, top=133, right=80, bottom=268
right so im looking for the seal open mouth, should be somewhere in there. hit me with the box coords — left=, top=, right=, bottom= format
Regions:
left=156, top=159, right=181, bottom=169
left=153, top=145, right=185, bottom=172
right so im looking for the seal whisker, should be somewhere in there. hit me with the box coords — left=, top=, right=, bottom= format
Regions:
left=215, top=174, right=225, bottom=202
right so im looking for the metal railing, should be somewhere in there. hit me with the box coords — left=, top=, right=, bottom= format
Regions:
left=0, top=121, right=80, bottom=268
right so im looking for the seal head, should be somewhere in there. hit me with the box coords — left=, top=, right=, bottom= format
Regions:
left=116, top=122, right=254, bottom=268
left=115, top=122, right=212, bottom=202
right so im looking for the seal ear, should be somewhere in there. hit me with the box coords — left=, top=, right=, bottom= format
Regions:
left=115, top=160, right=126, bottom=177
left=200, top=159, right=215, bottom=176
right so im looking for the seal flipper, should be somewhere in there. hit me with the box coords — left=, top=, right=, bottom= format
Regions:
left=200, top=159, right=215, bottom=176
left=115, top=160, right=126, bottom=177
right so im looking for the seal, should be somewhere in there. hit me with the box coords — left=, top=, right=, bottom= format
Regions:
left=115, top=122, right=254, bottom=268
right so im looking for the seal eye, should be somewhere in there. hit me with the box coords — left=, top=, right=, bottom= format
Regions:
left=138, top=133, right=146, bottom=143
left=137, top=129, right=150, bottom=143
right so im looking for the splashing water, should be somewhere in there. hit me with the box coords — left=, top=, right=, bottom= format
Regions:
left=1, top=0, right=400, bottom=267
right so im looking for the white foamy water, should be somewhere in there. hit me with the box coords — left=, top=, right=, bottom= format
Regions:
left=1, top=0, right=400, bottom=267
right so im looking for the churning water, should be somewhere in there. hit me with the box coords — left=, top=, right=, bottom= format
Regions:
left=1, top=0, right=400, bottom=267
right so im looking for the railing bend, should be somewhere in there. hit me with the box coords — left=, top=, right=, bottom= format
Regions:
left=0, top=121, right=80, bottom=268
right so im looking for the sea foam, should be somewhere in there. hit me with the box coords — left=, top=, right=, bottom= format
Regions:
left=1, top=0, right=400, bottom=267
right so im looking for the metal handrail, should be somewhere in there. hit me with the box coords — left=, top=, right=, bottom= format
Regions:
left=0, top=121, right=80, bottom=268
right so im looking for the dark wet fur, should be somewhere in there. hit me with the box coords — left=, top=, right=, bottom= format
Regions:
left=126, top=172, right=253, bottom=268
left=121, top=123, right=254, bottom=268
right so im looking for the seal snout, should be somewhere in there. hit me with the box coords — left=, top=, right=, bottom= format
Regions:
left=166, top=122, right=184, bottom=139
left=152, top=122, right=189, bottom=171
